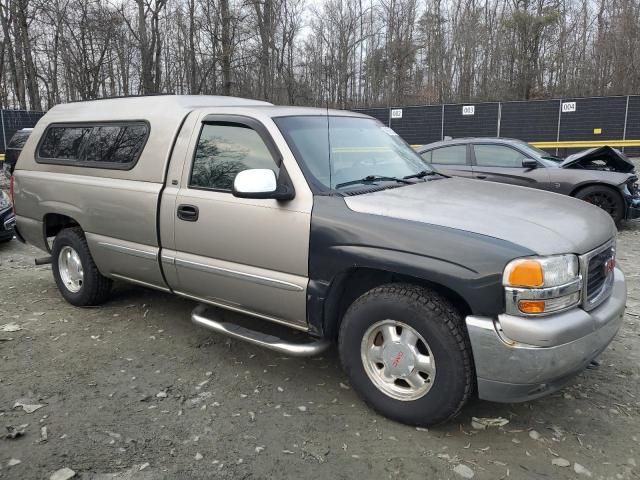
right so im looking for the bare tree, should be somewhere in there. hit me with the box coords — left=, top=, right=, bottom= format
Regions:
left=0, top=0, right=638, bottom=110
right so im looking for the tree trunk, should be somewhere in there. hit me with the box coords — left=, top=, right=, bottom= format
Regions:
left=220, top=0, right=232, bottom=95
left=15, top=0, right=41, bottom=109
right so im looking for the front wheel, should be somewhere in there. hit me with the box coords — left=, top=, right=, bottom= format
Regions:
left=51, top=227, right=112, bottom=306
left=574, top=185, right=624, bottom=226
left=338, top=283, right=473, bottom=426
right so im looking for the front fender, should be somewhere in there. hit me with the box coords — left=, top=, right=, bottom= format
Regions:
left=308, top=196, right=533, bottom=336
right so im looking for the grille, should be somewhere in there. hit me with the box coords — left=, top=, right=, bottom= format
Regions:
left=584, top=243, right=615, bottom=307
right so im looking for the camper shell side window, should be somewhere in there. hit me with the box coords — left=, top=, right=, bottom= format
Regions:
left=36, top=121, right=150, bottom=170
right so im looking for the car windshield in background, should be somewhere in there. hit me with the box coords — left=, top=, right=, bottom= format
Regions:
left=513, top=140, right=562, bottom=164
left=275, top=116, right=431, bottom=190
left=7, top=130, right=31, bottom=149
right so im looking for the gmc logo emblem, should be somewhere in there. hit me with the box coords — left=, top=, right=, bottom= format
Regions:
left=392, top=351, right=404, bottom=368
left=604, top=257, right=616, bottom=275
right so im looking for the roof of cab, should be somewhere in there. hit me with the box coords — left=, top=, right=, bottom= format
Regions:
left=44, top=95, right=368, bottom=122
left=48, top=94, right=272, bottom=118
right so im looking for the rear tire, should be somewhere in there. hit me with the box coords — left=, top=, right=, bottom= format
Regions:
left=574, top=185, right=624, bottom=226
left=51, top=227, right=112, bottom=306
left=338, top=283, right=473, bottom=426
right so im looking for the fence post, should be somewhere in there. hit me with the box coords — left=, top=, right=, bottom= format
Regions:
left=555, top=99, right=562, bottom=156
left=622, top=95, right=630, bottom=153
left=497, top=102, right=502, bottom=137
left=0, top=109, right=6, bottom=153
left=440, top=104, right=445, bottom=140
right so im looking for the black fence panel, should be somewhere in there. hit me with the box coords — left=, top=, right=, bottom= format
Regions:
left=443, top=103, right=499, bottom=139
left=559, top=96, right=627, bottom=141
left=500, top=100, right=559, bottom=142
left=1, top=109, right=45, bottom=153
left=625, top=96, right=640, bottom=157
left=390, top=105, right=442, bottom=145
left=354, top=107, right=388, bottom=125
left=352, top=95, right=640, bottom=157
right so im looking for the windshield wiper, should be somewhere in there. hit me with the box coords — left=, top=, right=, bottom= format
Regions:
left=335, top=175, right=412, bottom=189
left=403, top=170, right=438, bottom=180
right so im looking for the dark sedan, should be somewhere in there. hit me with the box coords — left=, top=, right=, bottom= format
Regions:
left=3, top=128, right=32, bottom=176
left=0, top=190, right=14, bottom=243
left=417, top=138, right=640, bottom=225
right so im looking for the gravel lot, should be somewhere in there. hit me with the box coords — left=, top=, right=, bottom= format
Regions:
left=1, top=205, right=640, bottom=479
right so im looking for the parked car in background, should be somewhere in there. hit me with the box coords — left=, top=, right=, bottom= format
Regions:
left=0, top=190, right=14, bottom=242
left=12, top=96, right=626, bottom=426
left=417, top=138, right=640, bottom=225
left=3, top=128, right=33, bottom=176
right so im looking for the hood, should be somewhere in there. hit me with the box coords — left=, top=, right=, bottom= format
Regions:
left=343, top=178, right=616, bottom=256
left=561, top=146, right=635, bottom=173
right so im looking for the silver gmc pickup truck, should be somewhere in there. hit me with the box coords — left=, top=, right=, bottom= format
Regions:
left=11, top=95, right=626, bottom=426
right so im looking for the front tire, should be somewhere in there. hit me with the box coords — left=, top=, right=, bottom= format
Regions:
left=338, top=283, right=473, bottom=427
left=51, top=227, right=112, bottom=306
left=574, top=185, right=624, bottom=226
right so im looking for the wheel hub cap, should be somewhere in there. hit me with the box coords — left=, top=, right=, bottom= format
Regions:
left=360, top=320, right=436, bottom=401
left=382, top=343, right=415, bottom=378
left=58, top=246, right=84, bottom=293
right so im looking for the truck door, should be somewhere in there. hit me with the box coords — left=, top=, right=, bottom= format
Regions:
left=160, top=114, right=311, bottom=330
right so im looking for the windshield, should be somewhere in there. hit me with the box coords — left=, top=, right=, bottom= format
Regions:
left=274, top=116, right=432, bottom=190
left=8, top=131, right=31, bottom=149
left=512, top=140, right=562, bottom=164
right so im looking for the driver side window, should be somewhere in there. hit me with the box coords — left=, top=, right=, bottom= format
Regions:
left=473, top=144, right=526, bottom=168
left=190, top=123, right=278, bottom=191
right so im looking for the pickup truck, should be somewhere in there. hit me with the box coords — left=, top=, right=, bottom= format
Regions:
left=11, top=95, right=627, bottom=426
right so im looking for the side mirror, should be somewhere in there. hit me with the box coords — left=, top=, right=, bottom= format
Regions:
left=522, top=159, right=538, bottom=169
left=232, top=169, right=294, bottom=201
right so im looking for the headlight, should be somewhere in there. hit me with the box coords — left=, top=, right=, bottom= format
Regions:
left=504, top=255, right=579, bottom=288
left=0, top=191, right=10, bottom=210
left=503, top=255, right=581, bottom=315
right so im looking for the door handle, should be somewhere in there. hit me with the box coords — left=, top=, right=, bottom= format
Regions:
left=177, top=204, right=199, bottom=222
left=476, top=175, right=487, bottom=179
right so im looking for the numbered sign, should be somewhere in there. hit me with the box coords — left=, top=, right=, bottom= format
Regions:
left=462, top=105, right=475, bottom=116
left=390, top=109, right=403, bottom=119
left=562, top=102, right=576, bottom=113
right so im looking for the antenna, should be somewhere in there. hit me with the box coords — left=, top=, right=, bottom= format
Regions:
left=326, top=85, right=332, bottom=189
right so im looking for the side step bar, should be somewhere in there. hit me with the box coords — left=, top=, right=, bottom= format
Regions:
left=191, top=304, right=331, bottom=357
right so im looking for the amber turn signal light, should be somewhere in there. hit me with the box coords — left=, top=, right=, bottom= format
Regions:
left=507, top=260, right=544, bottom=288
left=518, top=300, right=545, bottom=314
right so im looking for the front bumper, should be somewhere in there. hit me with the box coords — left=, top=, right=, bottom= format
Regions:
left=625, top=195, right=640, bottom=220
left=466, top=267, right=626, bottom=403
left=0, top=208, right=15, bottom=240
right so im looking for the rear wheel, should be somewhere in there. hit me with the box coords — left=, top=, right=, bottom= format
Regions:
left=338, top=283, right=473, bottom=426
left=575, top=185, right=624, bottom=225
left=51, top=227, right=112, bottom=306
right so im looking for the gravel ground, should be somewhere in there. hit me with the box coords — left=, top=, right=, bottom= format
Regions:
left=1, top=205, right=640, bottom=479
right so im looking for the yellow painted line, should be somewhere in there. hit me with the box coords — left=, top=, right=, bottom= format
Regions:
left=0, top=154, right=4, bottom=161
left=412, top=141, right=640, bottom=149
left=530, top=140, right=640, bottom=148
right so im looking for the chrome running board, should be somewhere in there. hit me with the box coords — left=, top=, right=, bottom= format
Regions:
left=191, top=304, right=331, bottom=357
